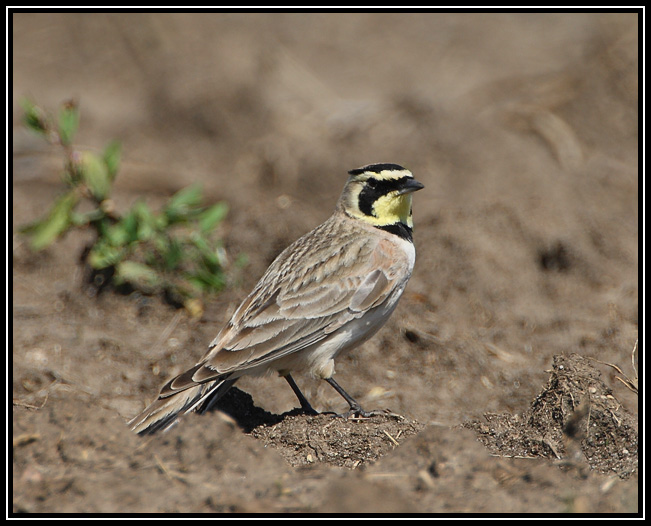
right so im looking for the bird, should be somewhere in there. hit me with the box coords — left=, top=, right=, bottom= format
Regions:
left=129, top=163, right=424, bottom=434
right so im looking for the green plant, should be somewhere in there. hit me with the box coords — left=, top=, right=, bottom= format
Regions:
left=19, top=99, right=243, bottom=314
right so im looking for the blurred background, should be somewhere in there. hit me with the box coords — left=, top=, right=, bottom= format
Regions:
left=12, top=12, right=639, bottom=513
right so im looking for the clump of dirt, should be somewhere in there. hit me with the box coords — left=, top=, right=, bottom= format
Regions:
left=206, top=386, right=424, bottom=468
left=464, top=353, right=637, bottom=479
left=251, top=413, right=424, bottom=468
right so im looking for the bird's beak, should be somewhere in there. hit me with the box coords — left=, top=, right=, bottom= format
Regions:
left=398, top=178, right=425, bottom=195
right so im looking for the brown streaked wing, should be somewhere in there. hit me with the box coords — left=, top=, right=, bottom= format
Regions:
left=200, top=236, right=404, bottom=374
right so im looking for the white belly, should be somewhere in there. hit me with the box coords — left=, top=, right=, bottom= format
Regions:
left=269, top=280, right=406, bottom=379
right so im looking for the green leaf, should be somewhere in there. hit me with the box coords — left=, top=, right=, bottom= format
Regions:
left=101, top=208, right=142, bottom=247
left=190, top=235, right=220, bottom=268
left=103, top=140, right=121, bottom=181
left=164, top=184, right=203, bottom=223
left=118, top=209, right=140, bottom=243
left=131, top=200, right=157, bottom=241
left=21, top=98, right=49, bottom=135
left=161, top=237, right=184, bottom=270
left=198, top=202, right=228, bottom=233
left=58, top=101, right=80, bottom=146
left=115, top=261, right=161, bottom=291
left=81, top=152, right=111, bottom=201
left=20, top=190, right=79, bottom=251
left=105, top=222, right=131, bottom=247
left=87, top=239, right=124, bottom=269
left=186, top=267, right=226, bottom=291
left=69, top=208, right=105, bottom=227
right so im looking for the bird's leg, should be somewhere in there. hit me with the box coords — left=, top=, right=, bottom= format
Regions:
left=324, top=377, right=381, bottom=418
left=283, top=374, right=318, bottom=415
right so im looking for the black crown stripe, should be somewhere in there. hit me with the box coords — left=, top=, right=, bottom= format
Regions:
left=348, top=163, right=406, bottom=176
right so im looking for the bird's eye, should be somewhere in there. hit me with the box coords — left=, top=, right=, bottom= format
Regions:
left=366, top=179, right=378, bottom=189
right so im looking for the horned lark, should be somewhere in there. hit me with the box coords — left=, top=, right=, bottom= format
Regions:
left=129, top=163, right=424, bottom=434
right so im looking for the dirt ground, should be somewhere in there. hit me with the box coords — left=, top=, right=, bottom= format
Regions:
left=11, top=12, right=639, bottom=515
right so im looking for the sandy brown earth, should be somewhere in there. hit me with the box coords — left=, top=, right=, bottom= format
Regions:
left=12, top=12, right=639, bottom=515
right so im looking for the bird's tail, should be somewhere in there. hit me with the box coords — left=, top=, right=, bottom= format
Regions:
left=129, top=371, right=237, bottom=435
